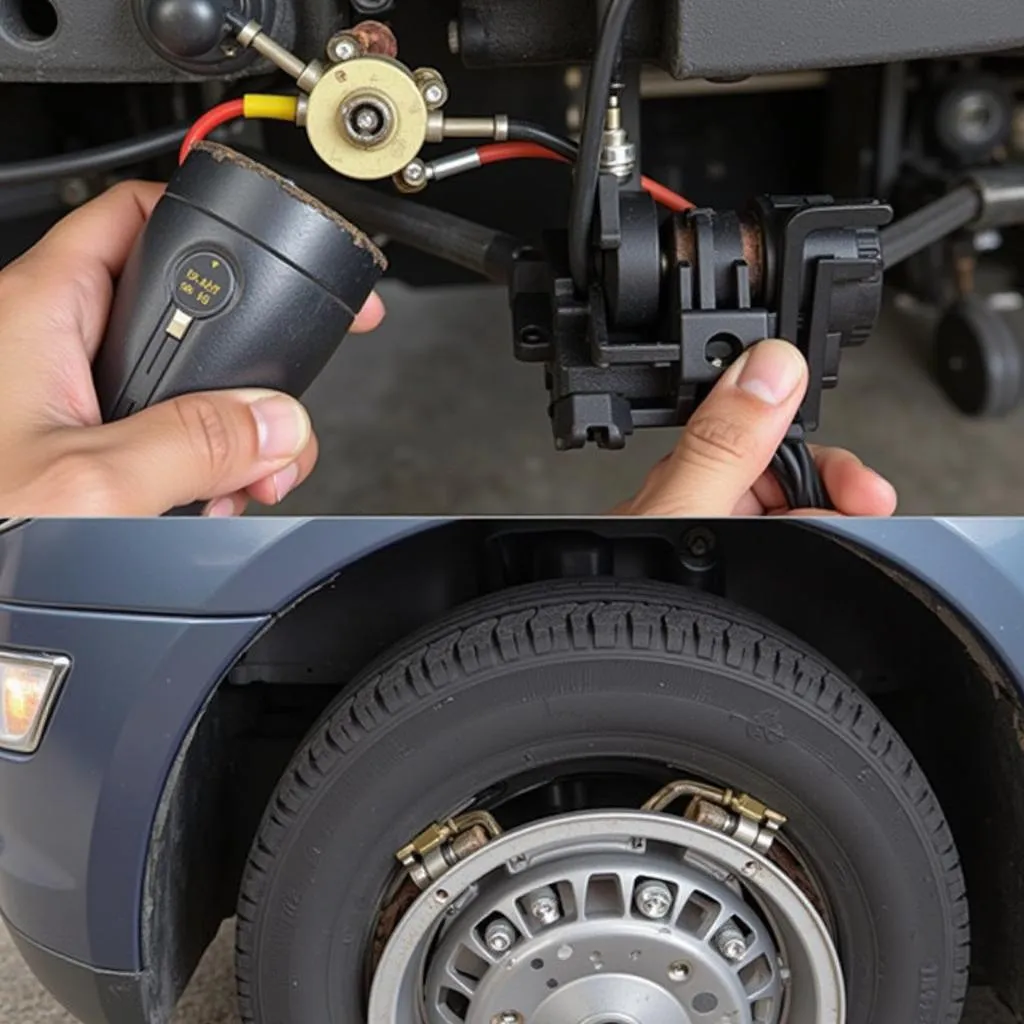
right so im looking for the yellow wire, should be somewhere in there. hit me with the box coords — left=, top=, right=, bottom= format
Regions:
left=243, top=94, right=300, bottom=122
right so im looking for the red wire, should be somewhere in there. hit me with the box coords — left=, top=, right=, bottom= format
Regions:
left=477, top=142, right=695, bottom=213
left=179, top=99, right=246, bottom=165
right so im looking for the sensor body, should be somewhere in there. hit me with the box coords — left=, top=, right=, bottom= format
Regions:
left=94, top=143, right=385, bottom=420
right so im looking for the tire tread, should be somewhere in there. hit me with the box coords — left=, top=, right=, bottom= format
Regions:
left=235, top=581, right=969, bottom=1024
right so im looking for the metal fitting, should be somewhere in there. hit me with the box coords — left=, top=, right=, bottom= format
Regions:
left=644, top=780, right=787, bottom=854
left=397, top=813, right=502, bottom=889
left=427, top=150, right=482, bottom=182
left=599, top=99, right=637, bottom=180
left=234, top=20, right=324, bottom=92
left=965, top=165, right=1024, bottom=229
left=715, top=924, right=749, bottom=962
left=426, top=114, right=509, bottom=144
left=341, top=94, right=396, bottom=148
left=448, top=19, right=461, bottom=54
left=634, top=880, right=673, bottom=919
left=414, top=68, right=449, bottom=110
left=483, top=918, right=517, bottom=954
left=491, top=1013, right=523, bottom=1024
left=326, top=32, right=362, bottom=63
left=394, top=159, right=429, bottom=193
left=527, top=886, right=561, bottom=925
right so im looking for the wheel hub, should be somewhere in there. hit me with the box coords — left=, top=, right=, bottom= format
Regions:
left=425, top=848, right=775, bottom=1024
left=368, top=812, right=845, bottom=1024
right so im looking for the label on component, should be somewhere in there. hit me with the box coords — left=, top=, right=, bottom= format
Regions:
left=172, top=252, right=235, bottom=317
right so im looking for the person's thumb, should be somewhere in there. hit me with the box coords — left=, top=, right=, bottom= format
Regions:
left=81, top=389, right=312, bottom=515
left=649, top=340, right=808, bottom=515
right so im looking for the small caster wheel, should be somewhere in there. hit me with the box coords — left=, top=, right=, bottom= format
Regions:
left=934, top=295, right=1023, bottom=416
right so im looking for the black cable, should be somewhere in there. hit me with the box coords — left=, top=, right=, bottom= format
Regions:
left=260, top=158, right=527, bottom=285
left=506, top=121, right=580, bottom=162
left=567, top=0, right=640, bottom=291
left=880, top=185, right=981, bottom=269
left=770, top=436, right=832, bottom=511
left=0, top=126, right=186, bottom=188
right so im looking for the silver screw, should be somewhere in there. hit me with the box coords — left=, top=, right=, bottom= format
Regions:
left=447, top=19, right=461, bottom=54
left=484, top=919, right=517, bottom=954
left=401, top=160, right=428, bottom=188
left=715, top=924, right=749, bottom=962
left=424, top=82, right=446, bottom=107
left=356, top=108, right=381, bottom=133
left=328, top=35, right=359, bottom=62
left=527, top=886, right=561, bottom=925
left=634, top=880, right=673, bottom=920
left=667, top=960, right=691, bottom=982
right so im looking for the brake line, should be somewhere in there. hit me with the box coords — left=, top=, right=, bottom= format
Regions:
left=430, top=140, right=695, bottom=213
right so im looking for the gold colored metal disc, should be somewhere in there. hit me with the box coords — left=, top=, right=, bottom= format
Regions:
left=305, top=56, right=429, bottom=181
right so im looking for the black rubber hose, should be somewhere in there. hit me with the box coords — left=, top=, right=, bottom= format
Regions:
left=0, top=126, right=186, bottom=187
left=566, top=0, right=640, bottom=291
left=881, top=185, right=981, bottom=269
left=507, top=120, right=579, bottom=162
left=269, top=163, right=527, bottom=285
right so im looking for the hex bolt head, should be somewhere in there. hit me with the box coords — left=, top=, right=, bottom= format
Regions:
left=634, top=880, right=673, bottom=920
left=483, top=918, right=517, bottom=954
left=715, top=924, right=749, bottom=962
left=424, top=83, right=446, bottom=106
left=527, top=886, right=561, bottom=925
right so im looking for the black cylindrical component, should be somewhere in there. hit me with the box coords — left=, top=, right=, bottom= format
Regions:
left=134, top=0, right=281, bottom=74
left=963, top=166, right=1024, bottom=230
left=605, top=191, right=662, bottom=325
left=94, top=143, right=385, bottom=421
left=881, top=186, right=981, bottom=269
left=274, top=164, right=525, bottom=284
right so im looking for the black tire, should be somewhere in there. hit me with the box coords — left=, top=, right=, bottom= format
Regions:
left=235, top=580, right=969, bottom=1024
left=934, top=295, right=1023, bottom=417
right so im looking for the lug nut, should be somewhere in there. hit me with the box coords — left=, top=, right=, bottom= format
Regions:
left=527, top=886, right=561, bottom=925
left=634, top=880, right=673, bottom=919
left=484, top=918, right=517, bottom=954
left=715, top=923, right=749, bottom=962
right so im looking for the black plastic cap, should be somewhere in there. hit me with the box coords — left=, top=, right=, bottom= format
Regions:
left=172, top=143, right=386, bottom=315
left=146, top=0, right=229, bottom=58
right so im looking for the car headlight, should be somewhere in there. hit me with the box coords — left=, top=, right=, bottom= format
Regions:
left=0, top=650, right=70, bottom=753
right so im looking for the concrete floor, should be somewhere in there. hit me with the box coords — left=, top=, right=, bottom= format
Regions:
left=0, top=919, right=1013, bottom=1024
left=265, top=282, right=1024, bottom=516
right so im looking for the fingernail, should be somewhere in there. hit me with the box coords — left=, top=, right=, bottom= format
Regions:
left=272, top=462, right=301, bottom=502
left=249, top=396, right=310, bottom=460
left=735, top=340, right=806, bottom=405
left=205, top=497, right=238, bottom=518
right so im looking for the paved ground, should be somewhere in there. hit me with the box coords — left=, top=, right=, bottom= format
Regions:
left=0, top=918, right=1014, bottom=1023
left=262, top=282, right=1024, bottom=516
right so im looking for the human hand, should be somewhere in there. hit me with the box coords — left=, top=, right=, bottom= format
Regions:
left=0, top=181, right=385, bottom=517
left=616, top=339, right=898, bottom=517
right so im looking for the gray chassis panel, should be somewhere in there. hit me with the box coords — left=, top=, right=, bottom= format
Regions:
left=666, top=0, right=1024, bottom=79
left=1, top=1, right=1023, bottom=83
